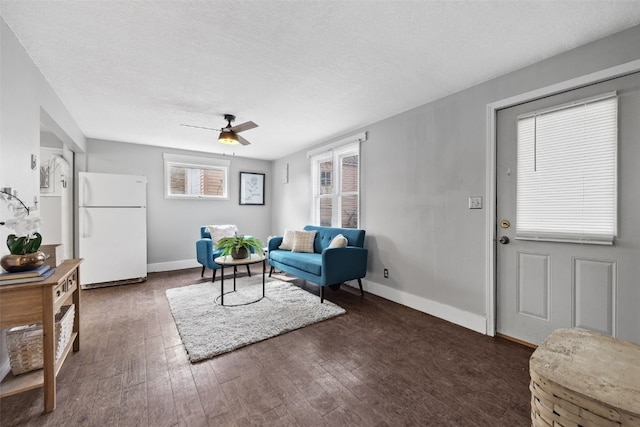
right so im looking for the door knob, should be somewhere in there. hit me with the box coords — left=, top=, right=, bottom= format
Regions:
left=499, top=236, right=510, bottom=244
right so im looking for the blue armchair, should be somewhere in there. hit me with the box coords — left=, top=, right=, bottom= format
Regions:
left=196, top=226, right=251, bottom=282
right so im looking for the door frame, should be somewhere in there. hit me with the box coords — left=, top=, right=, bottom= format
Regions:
left=484, top=59, right=640, bottom=337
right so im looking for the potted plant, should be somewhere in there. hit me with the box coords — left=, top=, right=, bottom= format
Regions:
left=215, top=234, right=264, bottom=260
left=1, top=190, right=45, bottom=272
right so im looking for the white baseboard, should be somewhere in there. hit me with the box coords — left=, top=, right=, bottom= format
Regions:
left=147, top=259, right=200, bottom=273
left=358, top=279, right=487, bottom=334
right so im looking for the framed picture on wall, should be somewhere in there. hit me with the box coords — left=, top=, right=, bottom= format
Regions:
left=239, top=172, right=265, bottom=205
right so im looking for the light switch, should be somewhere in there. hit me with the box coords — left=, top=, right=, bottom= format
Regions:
left=469, top=196, right=483, bottom=209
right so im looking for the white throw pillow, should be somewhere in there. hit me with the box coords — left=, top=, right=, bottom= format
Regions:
left=206, top=224, right=238, bottom=244
left=279, top=229, right=297, bottom=250
left=291, top=230, right=317, bottom=253
left=328, top=234, right=348, bottom=248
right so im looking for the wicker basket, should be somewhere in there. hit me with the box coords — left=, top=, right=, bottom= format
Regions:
left=5, top=304, right=75, bottom=375
left=530, top=373, right=635, bottom=427
left=530, top=328, right=640, bottom=427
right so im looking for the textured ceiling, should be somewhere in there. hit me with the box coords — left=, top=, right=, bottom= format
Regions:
left=3, top=1, right=640, bottom=160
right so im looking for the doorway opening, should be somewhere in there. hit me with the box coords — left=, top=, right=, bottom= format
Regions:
left=39, top=119, right=74, bottom=261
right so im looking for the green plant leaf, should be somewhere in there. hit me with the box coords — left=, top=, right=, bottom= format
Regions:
left=215, top=235, right=264, bottom=256
left=6, top=232, right=43, bottom=254
left=24, top=232, right=42, bottom=253
left=7, top=234, right=26, bottom=255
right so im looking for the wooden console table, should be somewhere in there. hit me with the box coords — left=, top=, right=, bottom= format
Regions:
left=0, top=259, right=82, bottom=413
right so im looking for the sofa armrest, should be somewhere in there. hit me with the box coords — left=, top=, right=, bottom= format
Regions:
left=322, top=246, right=368, bottom=285
left=268, top=236, right=283, bottom=252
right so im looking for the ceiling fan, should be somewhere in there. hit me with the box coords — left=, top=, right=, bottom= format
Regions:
left=180, top=114, right=258, bottom=146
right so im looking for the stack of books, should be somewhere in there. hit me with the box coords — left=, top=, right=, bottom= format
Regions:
left=0, top=264, right=56, bottom=285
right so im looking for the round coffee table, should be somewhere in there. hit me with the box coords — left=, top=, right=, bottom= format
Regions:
left=213, top=253, right=266, bottom=306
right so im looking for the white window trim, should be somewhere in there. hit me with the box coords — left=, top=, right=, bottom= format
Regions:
left=311, top=150, right=334, bottom=226
left=163, top=153, right=230, bottom=200
left=309, top=133, right=364, bottom=228
left=307, top=132, right=367, bottom=158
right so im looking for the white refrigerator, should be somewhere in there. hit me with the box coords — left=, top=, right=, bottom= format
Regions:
left=79, top=172, right=147, bottom=289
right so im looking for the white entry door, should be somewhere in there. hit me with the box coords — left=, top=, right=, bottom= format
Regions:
left=496, top=72, right=640, bottom=346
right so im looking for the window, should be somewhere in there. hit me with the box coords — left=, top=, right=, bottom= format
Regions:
left=320, top=171, right=332, bottom=187
left=516, top=92, right=618, bottom=244
left=163, top=153, right=230, bottom=199
left=309, top=133, right=365, bottom=228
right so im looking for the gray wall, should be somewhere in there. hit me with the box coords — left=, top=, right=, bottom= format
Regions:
left=0, top=18, right=86, bottom=380
left=86, top=139, right=272, bottom=270
left=272, top=24, right=640, bottom=330
left=272, top=151, right=313, bottom=232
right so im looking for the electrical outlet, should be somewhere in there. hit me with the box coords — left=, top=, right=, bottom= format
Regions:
left=384, top=268, right=389, bottom=278
left=469, top=196, right=483, bottom=209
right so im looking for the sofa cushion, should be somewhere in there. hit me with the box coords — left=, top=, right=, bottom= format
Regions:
left=303, top=225, right=366, bottom=252
left=328, top=234, right=348, bottom=248
left=270, top=250, right=322, bottom=276
left=279, top=229, right=296, bottom=250
left=291, top=230, right=316, bottom=253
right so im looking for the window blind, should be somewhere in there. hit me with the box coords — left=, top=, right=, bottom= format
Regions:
left=516, top=92, right=618, bottom=245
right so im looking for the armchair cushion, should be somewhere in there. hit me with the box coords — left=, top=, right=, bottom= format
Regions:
left=206, top=224, right=238, bottom=244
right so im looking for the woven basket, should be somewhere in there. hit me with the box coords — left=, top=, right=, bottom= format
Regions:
left=530, top=372, right=640, bottom=426
left=530, top=328, right=640, bottom=427
left=6, top=304, right=75, bottom=375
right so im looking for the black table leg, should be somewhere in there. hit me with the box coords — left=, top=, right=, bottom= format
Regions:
left=220, top=265, right=225, bottom=305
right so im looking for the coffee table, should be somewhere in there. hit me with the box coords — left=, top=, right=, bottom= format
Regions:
left=213, top=253, right=266, bottom=306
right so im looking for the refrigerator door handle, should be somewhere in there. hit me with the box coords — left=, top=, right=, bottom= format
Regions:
left=82, top=175, right=89, bottom=206
left=82, top=209, right=90, bottom=238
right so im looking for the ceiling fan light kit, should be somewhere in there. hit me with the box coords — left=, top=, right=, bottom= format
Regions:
left=218, top=129, right=239, bottom=145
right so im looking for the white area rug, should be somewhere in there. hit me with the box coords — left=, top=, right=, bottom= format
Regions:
left=165, top=277, right=346, bottom=362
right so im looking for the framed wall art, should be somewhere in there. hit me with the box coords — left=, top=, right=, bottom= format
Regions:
left=239, top=172, right=265, bottom=205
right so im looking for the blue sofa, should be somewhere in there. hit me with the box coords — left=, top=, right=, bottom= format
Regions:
left=268, top=225, right=368, bottom=302
left=196, top=226, right=251, bottom=282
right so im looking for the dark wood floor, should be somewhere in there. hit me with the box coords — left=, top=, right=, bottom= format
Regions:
left=1, top=266, right=534, bottom=426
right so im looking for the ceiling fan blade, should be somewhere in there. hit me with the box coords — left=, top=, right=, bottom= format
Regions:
left=230, top=121, right=258, bottom=133
left=180, top=123, right=221, bottom=131
left=237, top=134, right=251, bottom=146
